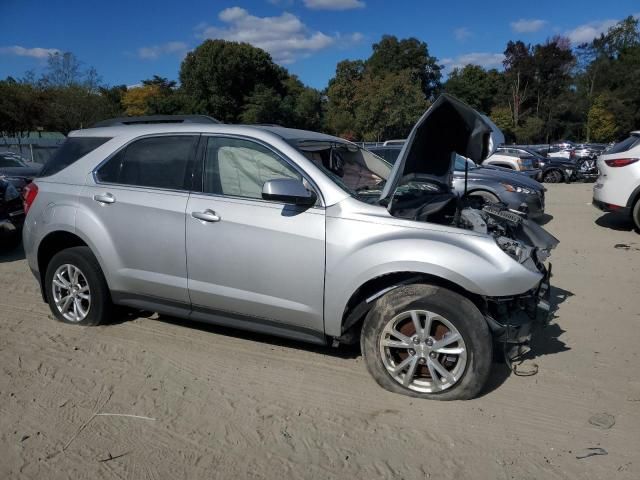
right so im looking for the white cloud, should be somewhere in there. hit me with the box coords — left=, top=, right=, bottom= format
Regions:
left=441, top=52, right=505, bottom=71
left=0, top=45, right=60, bottom=59
left=268, top=0, right=294, bottom=6
left=303, top=0, right=365, bottom=10
left=137, top=41, right=189, bottom=59
left=510, top=19, right=547, bottom=33
left=565, top=19, right=618, bottom=44
left=453, top=27, right=472, bottom=42
left=197, top=7, right=362, bottom=64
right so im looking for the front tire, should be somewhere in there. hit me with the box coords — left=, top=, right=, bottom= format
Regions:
left=469, top=190, right=500, bottom=205
left=44, top=246, right=112, bottom=326
left=361, top=284, right=492, bottom=400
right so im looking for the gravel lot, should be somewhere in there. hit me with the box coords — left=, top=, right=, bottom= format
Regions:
left=1, top=183, right=639, bottom=479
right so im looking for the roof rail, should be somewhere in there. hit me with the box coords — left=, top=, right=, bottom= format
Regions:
left=92, top=115, right=220, bottom=127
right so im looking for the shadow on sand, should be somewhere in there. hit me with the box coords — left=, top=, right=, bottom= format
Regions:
left=595, top=212, right=635, bottom=232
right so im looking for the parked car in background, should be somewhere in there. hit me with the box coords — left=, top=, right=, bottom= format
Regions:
left=367, top=145, right=546, bottom=219
left=593, top=131, right=640, bottom=230
left=453, top=157, right=546, bottom=219
left=546, top=144, right=576, bottom=161
left=483, top=147, right=541, bottom=177
left=0, top=176, right=24, bottom=249
left=23, top=95, right=557, bottom=400
left=487, top=146, right=577, bottom=183
left=0, top=151, right=43, bottom=180
left=382, top=139, right=406, bottom=146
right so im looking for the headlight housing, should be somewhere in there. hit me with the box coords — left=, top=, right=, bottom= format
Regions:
left=4, top=183, right=19, bottom=202
left=501, top=182, right=535, bottom=195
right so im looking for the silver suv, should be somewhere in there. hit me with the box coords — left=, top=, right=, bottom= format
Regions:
left=23, top=95, right=557, bottom=400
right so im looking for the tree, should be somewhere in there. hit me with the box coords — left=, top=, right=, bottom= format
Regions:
left=532, top=36, right=575, bottom=141
left=353, top=70, right=428, bottom=141
left=503, top=41, right=534, bottom=129
left=180, top=40, right=285, bottom=123
left=0, top=78, right=47, bottom=136
left=444, top=65, right=500, bottom=113
left=587, top=94, right=618, bottom=142
left=366, top=35, right=442, bottom=99
left=325, top=60, right=365, bottom=136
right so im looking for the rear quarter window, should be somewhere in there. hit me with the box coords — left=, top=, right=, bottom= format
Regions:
left=40, top=137, right=111, bottom=177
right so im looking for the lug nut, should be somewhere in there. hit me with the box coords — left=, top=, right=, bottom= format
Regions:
left=419, top=358, right=426, bottom=364
left=430, top=352, right=436, bottom=358
left=409, top=349, right=415, bottom=355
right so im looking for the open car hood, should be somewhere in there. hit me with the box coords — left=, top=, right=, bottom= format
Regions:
left=380, top=94, right=504, bottom=204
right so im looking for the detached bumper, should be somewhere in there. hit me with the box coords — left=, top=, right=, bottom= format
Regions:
left=485, top=264, right=552, bottom=361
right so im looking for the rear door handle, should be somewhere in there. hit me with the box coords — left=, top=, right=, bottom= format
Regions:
left=93, top=193, right=116, bottom=204
left=192, top=210, right=221, bottom=223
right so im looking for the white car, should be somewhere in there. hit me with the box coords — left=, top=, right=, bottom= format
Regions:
left=483, top=147, right=538, bottom=174
left=593, top=131, right=640, bottom=230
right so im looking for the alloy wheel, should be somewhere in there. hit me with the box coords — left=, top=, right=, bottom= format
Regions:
left=52, top=264, right=91, bottom=322
left=379, top=310, right=467, bottom=393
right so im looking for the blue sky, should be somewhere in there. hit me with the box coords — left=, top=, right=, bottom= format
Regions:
left=1, top=0, right=639, bottom=90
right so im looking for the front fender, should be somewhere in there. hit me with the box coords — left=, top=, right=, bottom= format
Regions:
left=324, top=212, right=542, bottom=337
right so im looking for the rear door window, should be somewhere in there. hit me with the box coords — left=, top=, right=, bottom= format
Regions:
left=96, top=135, right=198, bottom=190
left=40, top=137, right=111, bottom=177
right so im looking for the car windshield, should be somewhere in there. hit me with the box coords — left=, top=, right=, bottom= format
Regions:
left=454, top=155, right=478, bottom=172
left=290, top=139, right=392, bottom=198
left=0, top=155, right=28, bottom=168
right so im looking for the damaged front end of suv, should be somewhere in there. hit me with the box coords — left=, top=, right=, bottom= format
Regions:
left=372, top=94, right=559, bottom=369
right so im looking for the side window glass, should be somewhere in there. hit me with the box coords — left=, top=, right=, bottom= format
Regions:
left=204, top=137, right=301, bottom=199
left=97, top=135, right=197, bottom=190
left=96, top=149, right=125, bottom=183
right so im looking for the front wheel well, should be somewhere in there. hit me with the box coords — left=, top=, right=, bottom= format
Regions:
left=37, top=231, right=88, bottom=301
left=339, top=272, right=486, bottom=340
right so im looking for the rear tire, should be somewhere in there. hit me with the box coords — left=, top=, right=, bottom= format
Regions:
left=543, top=169, right=564, bottom=183
left=360, top=284, right=492, bottom=400
left=44, top=246, right=112, bottom=326
left=632, top=198, right=640, bottom=233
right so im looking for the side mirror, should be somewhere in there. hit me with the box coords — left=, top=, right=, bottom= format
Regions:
left=262, top=178, right=317, bottom=206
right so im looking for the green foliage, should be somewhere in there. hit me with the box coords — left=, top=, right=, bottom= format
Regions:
left=354, top=70, right=428, bottom=141
left=444, top=66, right=500, bottom=113
left=179, top=40, right=285, bottom=123
left=366, top=35, right=442, bottom=99
left=179, top=39, right=323, bottom=128
left=588, top=95, right=621, bottom=142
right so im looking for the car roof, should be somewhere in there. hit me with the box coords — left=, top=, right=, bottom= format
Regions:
left=68, top=123, right=351, bottom=146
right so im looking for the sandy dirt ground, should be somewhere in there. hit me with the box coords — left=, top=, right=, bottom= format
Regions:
left=1, top=183, right=639, bottom=479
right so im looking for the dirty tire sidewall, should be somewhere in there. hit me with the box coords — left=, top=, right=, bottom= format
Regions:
left=633, top=198, right=640, bottom=233
left=361, top=284, right=493, bottom=400
left=45, top=246, right=112, bottom=326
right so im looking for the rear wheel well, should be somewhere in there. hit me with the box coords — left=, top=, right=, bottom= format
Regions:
left=339, top=272, right=486, bottom=340
left=38, top=231, right=88, bottom=301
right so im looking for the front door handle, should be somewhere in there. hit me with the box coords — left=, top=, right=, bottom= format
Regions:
left=94, top=193, right=116, bottom=204
left=192, top=210, right=221, bottom=223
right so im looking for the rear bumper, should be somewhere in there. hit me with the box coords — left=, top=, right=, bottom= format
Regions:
left=592, top=198, right=631, bottom=216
